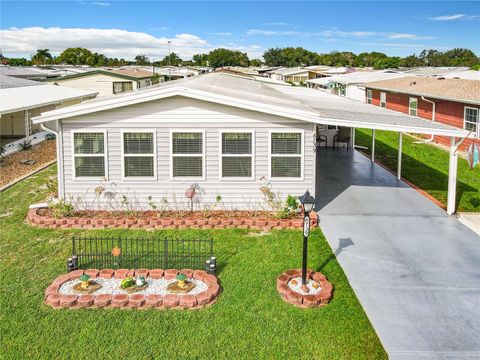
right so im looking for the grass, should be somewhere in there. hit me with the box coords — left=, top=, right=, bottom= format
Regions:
left=355, top=129, right=480, bottom=212
left=0, top=165, right=386, bottom=360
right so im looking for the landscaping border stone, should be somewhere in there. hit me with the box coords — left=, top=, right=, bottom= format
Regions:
left=45, top=269, right=220, bottom=310
left=27, top=208, right=318, bottom=230
left=277, top=269, right=333, bottom=308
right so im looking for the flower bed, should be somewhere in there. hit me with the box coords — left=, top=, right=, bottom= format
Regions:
left=28, top=208, right=318, bottom=230
left=276, top=269, right=333, bottom=308
left=45, top=269, right=220, bottom=310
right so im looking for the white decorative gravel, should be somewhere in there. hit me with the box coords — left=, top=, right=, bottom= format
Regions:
left=58, top=278, right=208, bottom=296
left=287, top=277, right=321, bottom=295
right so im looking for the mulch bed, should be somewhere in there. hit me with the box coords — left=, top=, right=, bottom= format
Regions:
left=0, top=140, right=56, bottom=188
left=45, top=269, right=220, bottom=310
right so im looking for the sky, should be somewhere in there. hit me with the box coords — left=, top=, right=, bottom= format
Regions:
left=1, top=1, right=479, bottom=61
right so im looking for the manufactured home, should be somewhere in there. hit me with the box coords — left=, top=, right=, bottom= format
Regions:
left=33, top=73, right=467, bottom=214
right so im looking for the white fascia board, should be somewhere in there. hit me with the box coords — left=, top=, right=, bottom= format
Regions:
left=32, top=86, right=319, bottom=124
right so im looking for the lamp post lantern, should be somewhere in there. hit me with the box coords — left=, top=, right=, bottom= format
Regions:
left=298, top=190, right=315, bottom=289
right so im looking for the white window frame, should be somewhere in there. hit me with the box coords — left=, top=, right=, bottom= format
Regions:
left=120, top=129, right=157, bottom=181
left=268, top=129, right=304, bottom=181
left=380, top=92, right=387, bottom=108
left=409, top=97, right=418, bottom=116
left=71, top=129, right=108, bottom=181
left=366, top=89, right=372, bottom=104
left=464, top=106, right=480, bottom=138
left=219, top=130, right=255, bottom=181
left=170, top=129, right=205, bottom=181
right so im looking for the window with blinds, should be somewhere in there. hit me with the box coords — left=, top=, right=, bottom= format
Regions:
left=113, top=81, right=133, bottom=94
left=73, top=132, right=105, bottom=177
left=123, top=132, right=155, bottom=178
left=409, top=97, right=418, bottom=116
left=221, top=132, right=253, bottom=178
left=464, top=107, right=479, bottom=137
left=270, top=132, right=302, bottom=178
left=172, top=132, right=203, bottom=177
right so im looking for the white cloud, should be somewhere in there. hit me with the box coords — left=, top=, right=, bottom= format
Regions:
left=213, top=32, right=233, bottom=36
left=427, top=14, right=480, bottom=21
left=246, top=29, right=317, bottom=36
left=264, top=22, right=291, bottom=26
left=361, top=42, right=451, bottom=50
left=386, top=33, right=434, bottom=40
left=90, top=2, right=110, bottom=7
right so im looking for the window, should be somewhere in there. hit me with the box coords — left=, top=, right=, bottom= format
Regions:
left=122, top=131, right=155, bottom=178
left=366, top=89, right=372, bottom=104
left=73, top=132, right=106, bottom=178
left=409, top=97, right=418, bottom=116
left=464, top=107, right=479, bottom=137
left=221, top=132, right=253, bottom=179
left=270, top=132, right=302, bottom=178
left=113, top=81, right=133, bottom=94
left=172, top=132, right=203, bottom=178
left=380, top=92, right=386, bottom=108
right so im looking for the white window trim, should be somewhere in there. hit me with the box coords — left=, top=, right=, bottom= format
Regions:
left=218, top=130, right=255, bottom=181
left=366, top=89, right=372, bottom=104
left=268, top=129, right=304, bottom=181
left=464, top=106, right=480, bottom=138
left=71, top=129, right=108, bottom=181
left=409, top=97, right=418, bottom=117
left=380, top=92, right=387, bottom=108
left=120, top=129, right=157, bottom=181
left=170, top=129, right=206, bottom=181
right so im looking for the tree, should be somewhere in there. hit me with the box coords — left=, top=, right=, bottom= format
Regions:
left=160, top=52, right=183, bottom=66
left=192, top=53, right=209, bottom=66
left=374, top=57, right=401, bottom=69
left=57, top=48, right=92, bottom=65
left=353, top=52, right=387, bottom=67
left=135, top=54, right=150, bottom=65
left=5, top=57, right=31, bottom=66
left=263, top=48, right=285, bottom=66
left=418, top=49, right=445, bottom=67
left=443, top=48, right=478, bottom=67
left=399, top=54, right=423, bottom=68
left=207, top=48, right=249, bottom=68
left=249, top=58, right=263, bottom=67
left=31, top=49, right=53, bottom=65
left=471, top=64, right=480, bottom=71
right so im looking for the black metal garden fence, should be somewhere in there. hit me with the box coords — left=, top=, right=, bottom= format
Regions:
left=69, top=236, right=214, bottom=271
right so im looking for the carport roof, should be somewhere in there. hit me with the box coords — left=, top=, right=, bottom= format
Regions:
left=32, top=72, right=468, bottom=137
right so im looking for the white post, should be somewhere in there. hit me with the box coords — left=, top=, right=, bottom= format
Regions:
left=351, top=127, right=356, bottom=150
left=371, top=129, right=376, bottom=162
left=447, top=136, right=458, bottom=215
left=397, top=132, right=403, bottom=180
left=24, top=110, right=31, bottom=142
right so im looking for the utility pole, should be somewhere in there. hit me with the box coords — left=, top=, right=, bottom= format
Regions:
left=168, top=40, right=172, bottom=80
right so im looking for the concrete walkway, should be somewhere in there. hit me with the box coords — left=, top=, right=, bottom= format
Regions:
left=315, top=149, right=480, bottom=360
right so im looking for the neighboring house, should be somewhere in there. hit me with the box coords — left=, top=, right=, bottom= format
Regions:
left=153, top=67, right=196, bottom=80
left=0, top=75, right=97, bottom=152
left=364, top=76, right=480, bottom=150
left=267, top=67, right=328, bottom=84
left=33, top=73, right=467, bottom=214
left=49, top=68, right=156, bottom=97
left=402, top=67, right=470, bottom=77
left=306, top=71, right=406, bottom=101
left=0, top=66, right=58, bottom=80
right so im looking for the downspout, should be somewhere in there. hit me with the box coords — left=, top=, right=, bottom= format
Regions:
left=41, top=119, right=65, bottom=200
left=421, top=96, right=436, bottom=142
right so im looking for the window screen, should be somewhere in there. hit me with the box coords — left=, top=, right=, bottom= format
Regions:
left=409, top=98, right=418, bottom=116
left=221, top=133, right=252, bottom=178
left=123, top=132, right=155, bottom=177
left=366, top=90, right=372, bottom=104
left=172, top=132, right=203, bottom=177
left=113, top=81, right=133, bottom=94
left=464, top=107, right=479, bottom=135
left=271, top=132, right=302, bottom=178
left=73, top=132, right=105, bottom=177
left=380, top=92, right=386, bottom=108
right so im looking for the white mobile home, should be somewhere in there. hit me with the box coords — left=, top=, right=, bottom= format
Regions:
left=33, top=73, right=467, bottom=214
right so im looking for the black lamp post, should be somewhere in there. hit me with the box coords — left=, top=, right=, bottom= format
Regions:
left=298, top=190, right=316, bottom=288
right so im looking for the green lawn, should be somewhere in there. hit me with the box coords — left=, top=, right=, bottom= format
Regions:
left=0, top=165, right=386, bottom=360
left=355, top=129, right=480, bottom=212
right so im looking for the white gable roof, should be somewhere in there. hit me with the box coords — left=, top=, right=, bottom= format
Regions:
left=32, top=73, right=468, bottom=137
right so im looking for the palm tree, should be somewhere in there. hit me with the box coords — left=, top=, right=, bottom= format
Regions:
left=31, top=49, right=53, bottom=65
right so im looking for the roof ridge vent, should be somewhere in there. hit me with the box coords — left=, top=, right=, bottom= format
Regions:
left=409, top=81, right=416, bottom=86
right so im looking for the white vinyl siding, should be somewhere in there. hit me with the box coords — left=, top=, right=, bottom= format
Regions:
left=380, top=92, right=387, bottom=108
left=122, top=131, right=156, bottom=179
left=409, top=97, right=418, bottom=116
left=59, top=96, right=315, bottom=209
left=366, top=89, right=372, bottom=104
left=171, top=131, right=204, bottom=179
left=270, top=131, right=303, bottom=179
left=220, top=131, right=254, bottom=179
left=72, top=131, right=106, bottom=178
left=464, top=107, right=479, bottom=137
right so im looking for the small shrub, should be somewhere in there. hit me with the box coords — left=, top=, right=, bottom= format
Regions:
left=19, top=140, right=32, bottom=151
left=276, top=195, right=300, bottom=219
left=50, top=200, right=75, bottom=218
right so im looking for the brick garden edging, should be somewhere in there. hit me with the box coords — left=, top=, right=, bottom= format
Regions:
left=45, top=269, right=220, bottom=310
left=276, top=269, right=333, bottom=308
left=27, top=208, right=318, bottom=230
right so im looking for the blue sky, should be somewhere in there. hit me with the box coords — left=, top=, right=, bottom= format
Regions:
left=1, top=1, right=479, bottom=60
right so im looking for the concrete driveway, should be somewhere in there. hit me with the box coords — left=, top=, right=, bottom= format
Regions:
left=315, top=149, right=480, bottom=360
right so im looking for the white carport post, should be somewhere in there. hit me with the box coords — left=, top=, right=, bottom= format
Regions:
left=447, top=136, right=458, bottom=215
left=351, top=127, right=356, bottom=149
left=397, top=132, right=403, bottom=180
left=371, top=129, right=376, bottom=162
